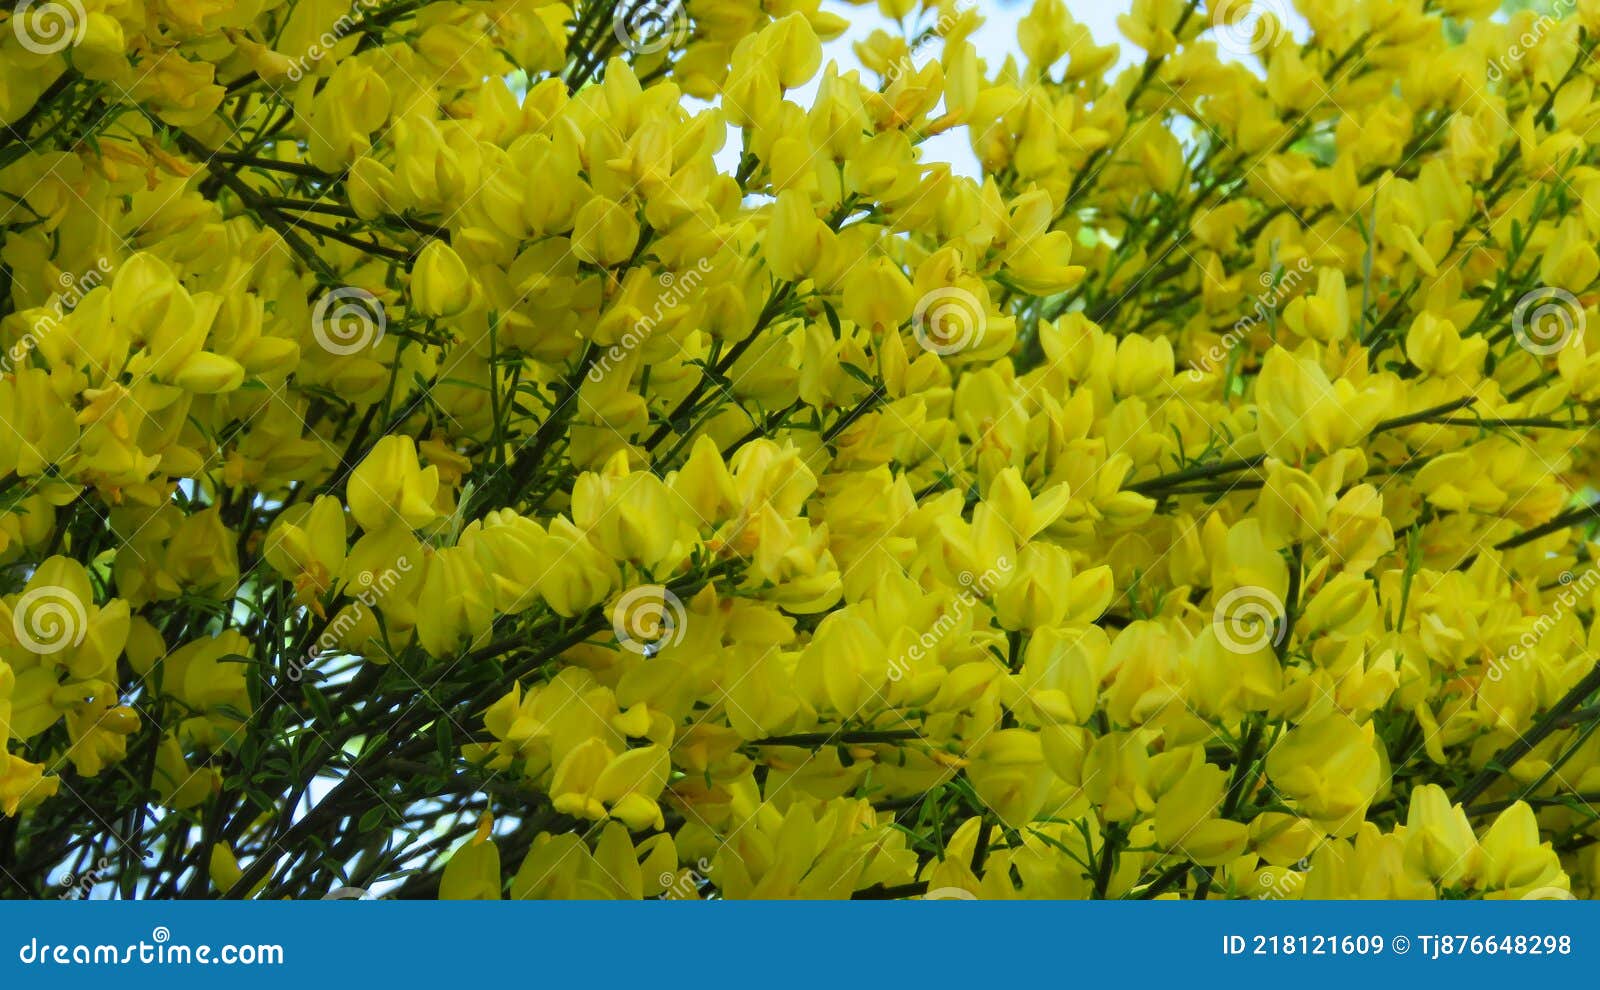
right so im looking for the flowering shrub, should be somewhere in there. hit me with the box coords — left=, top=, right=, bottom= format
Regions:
left=2, top=0, right=1600, bottom=900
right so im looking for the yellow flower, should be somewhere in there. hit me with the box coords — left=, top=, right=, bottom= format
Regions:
left=415, top=547, right=495, bottom=658
left=1404, top=784, right=1478, bottom=887
left=1265, top=714, right=1383, bottom=836
left=348, top=436, right=441, bottom=533
left=1153, top=756, right=1249, bottom=866
left=6, top=0, right=1600, bottom=904
left=550, top=739, right=670, bottom=831
left=1477, top=802, right=1568, bottom=898
left=0, top=751, right=56, bottom=817
left=441, top=813, right=503, bottom=900
left=265, top=496, right=348, bottom=611
left=411, top=241, right=475, bottom=318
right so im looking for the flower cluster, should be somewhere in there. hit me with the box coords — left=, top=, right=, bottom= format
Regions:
left=2, top=0, right=1600, bottom=900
